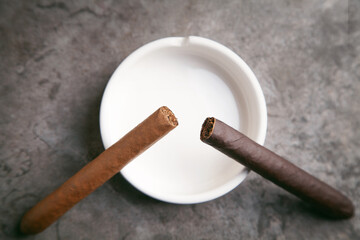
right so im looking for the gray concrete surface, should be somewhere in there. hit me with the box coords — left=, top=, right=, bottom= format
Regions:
left=1, top=0, right=359, bottom=239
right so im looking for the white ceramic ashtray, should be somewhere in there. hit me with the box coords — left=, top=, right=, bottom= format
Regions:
left=100, top=36, right=267, bottom=204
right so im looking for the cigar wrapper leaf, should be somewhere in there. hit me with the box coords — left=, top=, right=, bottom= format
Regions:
left=20, top=106, right=178, bottom=234
left=200, top=117, right=354, bottom=219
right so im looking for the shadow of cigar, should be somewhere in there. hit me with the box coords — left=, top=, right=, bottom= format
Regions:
left=108, top=173, right=159, bottom=205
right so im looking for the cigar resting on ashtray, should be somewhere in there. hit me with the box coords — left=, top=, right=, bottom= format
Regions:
left=201, top=117, right=354, bottom=219
left=20, top=106, right=178, bottom=235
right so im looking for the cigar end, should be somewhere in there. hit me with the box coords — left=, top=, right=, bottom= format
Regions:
left=339, top=198, right=355, bottom=219
left=200, top=117, right=215, bottom=141
left=160, top=106, right=178, bottom=127
left=20, top=212, right=42, bottom=235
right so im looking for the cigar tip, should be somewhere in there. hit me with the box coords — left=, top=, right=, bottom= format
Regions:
left=342, top=199, right=355, bottom=219
left=200, top=117, right=215, bottom=141
left=20, top=215, right=39, bottom=235
left=160, top=106, right=178, bottom=127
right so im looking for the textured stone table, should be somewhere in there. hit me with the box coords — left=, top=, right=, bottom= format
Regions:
left=1, top=0, right=359, bottom=239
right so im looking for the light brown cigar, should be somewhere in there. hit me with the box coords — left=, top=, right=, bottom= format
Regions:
left=21, top=106, right=178, bottom=234
left=201, top=118, right=354, bottom=219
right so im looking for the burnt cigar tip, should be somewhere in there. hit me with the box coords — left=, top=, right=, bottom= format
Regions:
left=200, top=117, right=216, bottom=141
left=160, top=106, right=178, bottom=127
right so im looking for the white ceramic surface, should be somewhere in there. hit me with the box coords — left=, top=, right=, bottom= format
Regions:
left=100, top=36, right=267, bottom=204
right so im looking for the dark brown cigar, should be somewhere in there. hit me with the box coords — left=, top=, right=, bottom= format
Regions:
left=21, top=106, right=178, bottom=234
left=200, top=117, right=354, bottom=219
